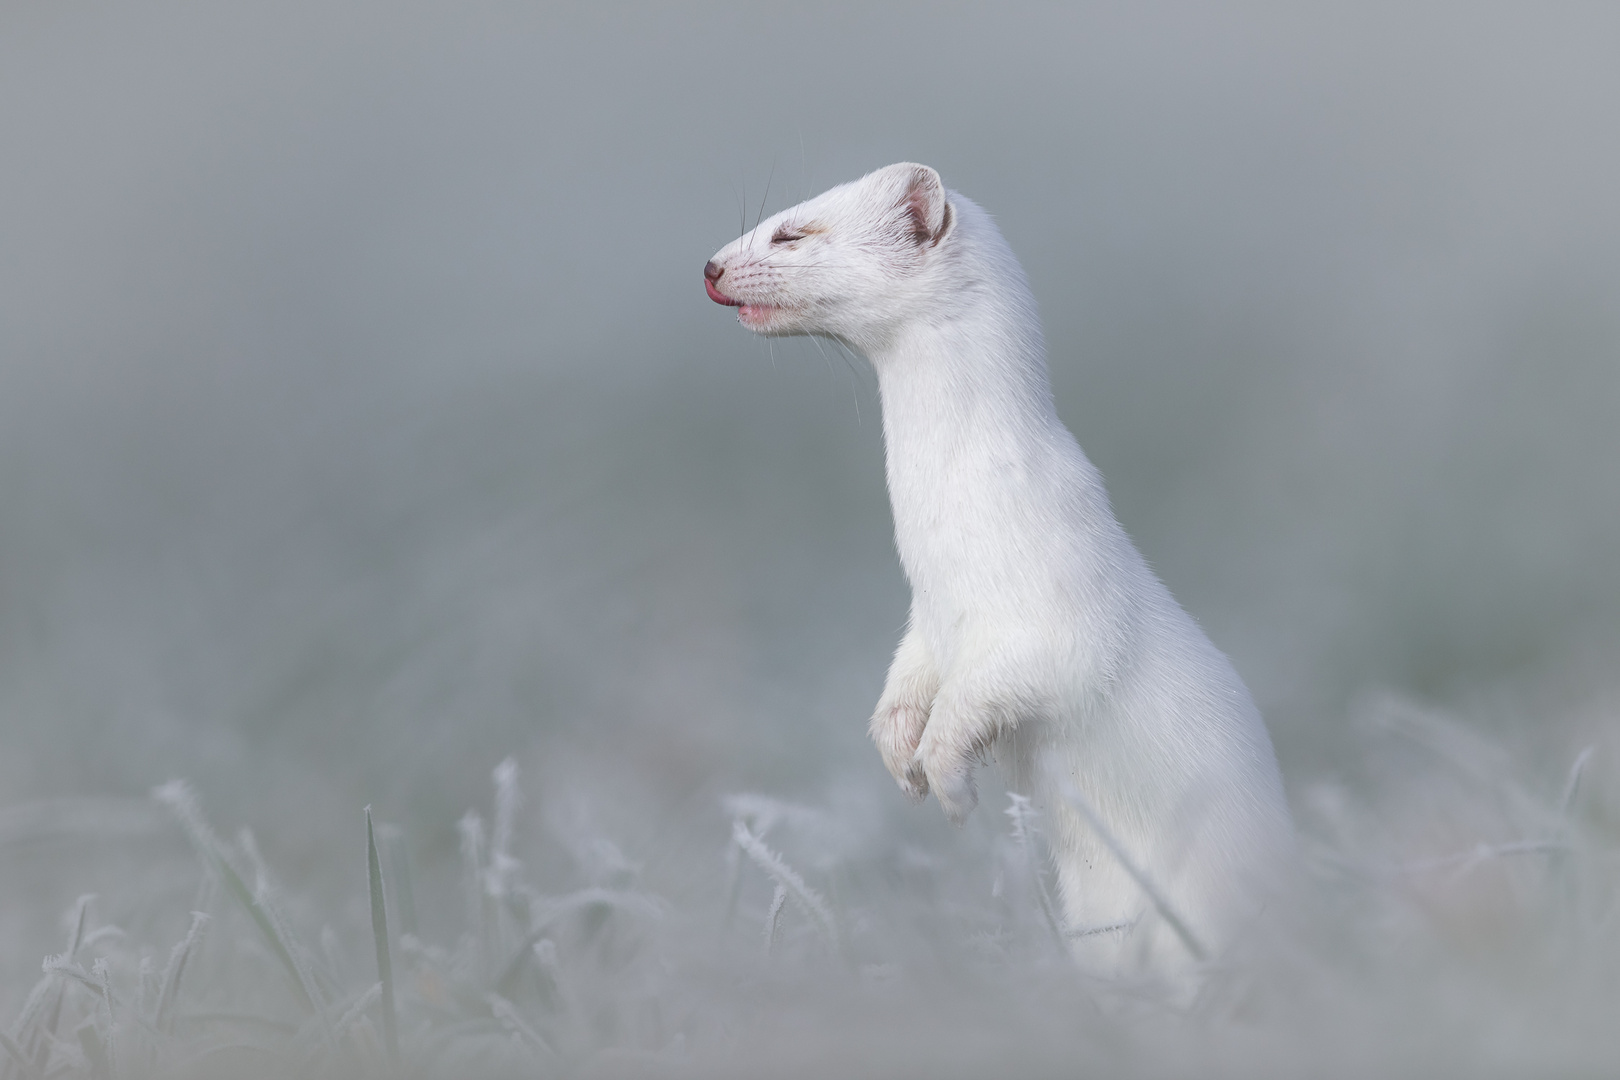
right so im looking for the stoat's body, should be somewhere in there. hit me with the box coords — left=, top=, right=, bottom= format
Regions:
left=705, top=164, right=1292, bottom=974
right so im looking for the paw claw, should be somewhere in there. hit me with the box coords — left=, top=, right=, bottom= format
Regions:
left=871, top=701, right=931, bottom=798
left=900, top=761, right=930, bottom=802
left=914, top=745, right=979, bottom=826
left=933, top=769, right=978, bottom=826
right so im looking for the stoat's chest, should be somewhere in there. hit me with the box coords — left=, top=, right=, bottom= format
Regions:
left=882, top=404, right=1099, bottom=642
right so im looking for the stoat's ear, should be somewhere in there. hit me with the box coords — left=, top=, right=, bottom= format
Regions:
left=899, top=164, right=953, bottom=247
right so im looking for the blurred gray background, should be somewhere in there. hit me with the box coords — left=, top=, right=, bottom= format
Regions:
left=0, top=0, right=1616, bottom=970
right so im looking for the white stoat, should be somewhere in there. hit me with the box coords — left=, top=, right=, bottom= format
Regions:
left=704, top=163, right=1292, bottom=974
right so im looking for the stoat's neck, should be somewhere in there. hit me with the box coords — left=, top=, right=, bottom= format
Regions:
left=866, top=270, right=1101, bottom=623
left=868, top=278, right=1065, bottom=484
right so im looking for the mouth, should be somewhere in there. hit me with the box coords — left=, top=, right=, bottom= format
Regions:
left=705, top=270, right=782, bottom=329
left=705, top=278, right=741, bottom=306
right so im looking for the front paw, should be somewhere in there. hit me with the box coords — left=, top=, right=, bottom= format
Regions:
left=914, top=728, right=981, bottom=826
left=869, top=702, right=930, bottom=802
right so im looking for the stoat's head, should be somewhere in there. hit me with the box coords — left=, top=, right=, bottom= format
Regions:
left=703, top=162, right=956, bottom=347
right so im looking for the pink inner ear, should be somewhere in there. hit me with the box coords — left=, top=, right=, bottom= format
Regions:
left=903, top=169, right=943, bottom=243
left=905, top=187, right=933, bottom=242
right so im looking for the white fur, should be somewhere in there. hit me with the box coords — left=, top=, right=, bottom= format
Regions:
left=706, top=163, right=1293, bottom=974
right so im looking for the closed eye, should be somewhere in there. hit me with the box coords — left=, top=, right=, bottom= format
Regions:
left=770, top=227, right=805, bottom=244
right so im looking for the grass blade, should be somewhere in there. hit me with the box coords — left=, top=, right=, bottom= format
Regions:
left=489, top=758, right=522, bottom=901
left=153, top=782, right=320, bottom=1015
left=0, top=1028, right=41, bottom=1080
left=1005, top=795, right=1068, bottom=950
left=9, top=970, right=59, bottom=1073
left=64, top=896, right=94, bottom=960
left=381, top=827, right=419, bottom=940
left=155, top=913, right=210, bottom=1034
left=331, top=983, right=382, bottom=1047
left=25, top=896, right=93, bottom=1079
left=1055, top=779, right=1207, bottom=962
left=365, top=808, right=400, bottom=1065
left=75, top=1023, right=109, bottom=1080
left=762, top=884, right=788, bottom=958
left=731, top=820, right=837, bottom=943
left=458, top=811, right=489, bottom=979
left=486, top=993, right=555, bottom=1061
left=1560, top=745, right=1596, bottom=819
left=90, top=960, right=115, bottom=1080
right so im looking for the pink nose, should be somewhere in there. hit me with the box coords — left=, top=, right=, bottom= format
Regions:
left=704, top=260, right=740, bottom=306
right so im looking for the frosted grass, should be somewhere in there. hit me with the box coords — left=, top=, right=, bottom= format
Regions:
left=0, top=697, right=1612, bottom=1078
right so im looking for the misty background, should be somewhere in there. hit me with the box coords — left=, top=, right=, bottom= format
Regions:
left=0, top=0, right=1617, bottom=1037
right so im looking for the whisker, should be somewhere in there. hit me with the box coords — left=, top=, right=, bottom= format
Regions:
left=797, top=129, right=807, bottom=205
left=755, top=161, right=776, bottom=236
left=832, top=339, right=874, bottom=405
left=809, top=334, right=861, bottom=425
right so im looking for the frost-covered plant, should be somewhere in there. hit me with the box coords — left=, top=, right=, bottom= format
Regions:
left=1, top=697, right=1617, bottom=1079
left=0, top=762, right=680, bottom=1079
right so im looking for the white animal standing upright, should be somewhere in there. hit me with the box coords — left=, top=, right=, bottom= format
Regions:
left=705, top=163, right=1292, bottom=975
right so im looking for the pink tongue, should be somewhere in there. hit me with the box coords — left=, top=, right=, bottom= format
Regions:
left=706, top=278, right=741, bottom=306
